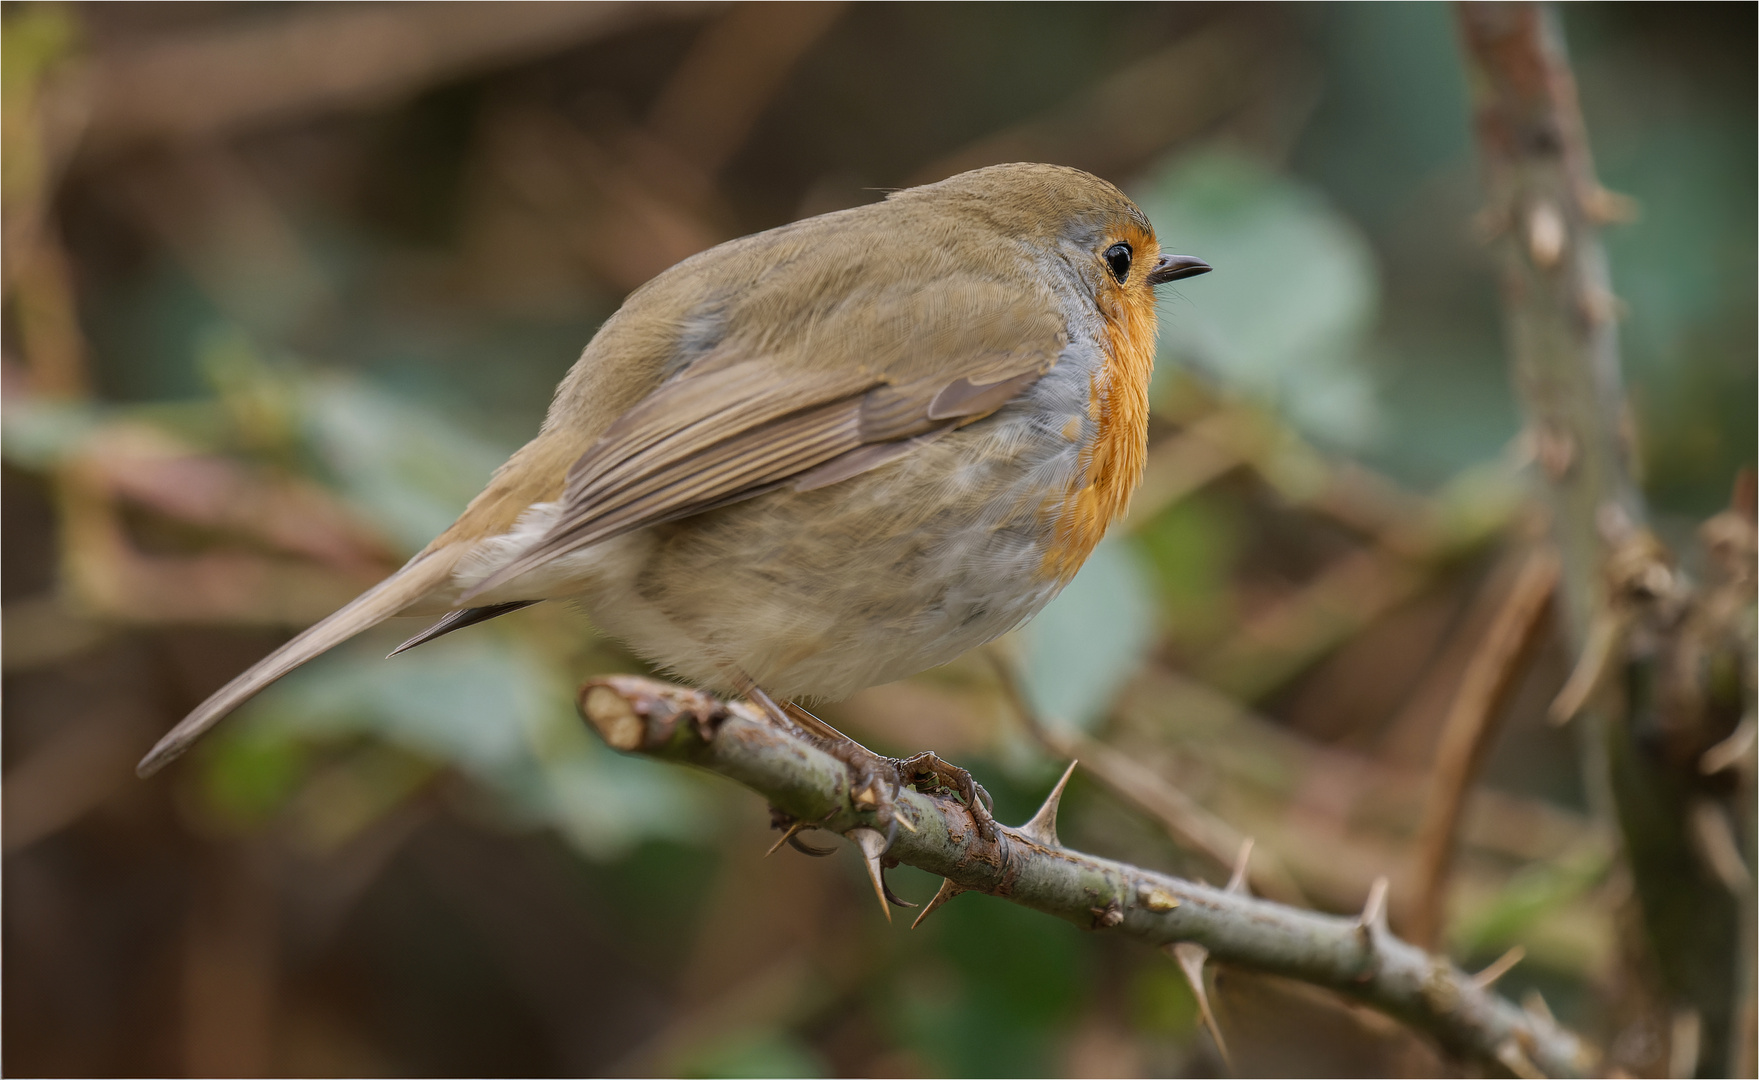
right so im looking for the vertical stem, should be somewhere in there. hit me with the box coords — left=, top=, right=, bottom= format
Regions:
left=1455, top=3, right=1639, bottom=638
left=1456, top=7, right=1740, bottom=1075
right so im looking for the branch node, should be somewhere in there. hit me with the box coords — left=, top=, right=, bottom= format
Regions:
left=1138, top=884, right=1181, bottom=912
left=1089, top=898, right=1124, bottom=930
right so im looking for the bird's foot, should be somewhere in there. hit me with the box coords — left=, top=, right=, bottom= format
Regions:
left=894, top=751, right=998, bottom=843
left=740, top=683, right=994, bottom=849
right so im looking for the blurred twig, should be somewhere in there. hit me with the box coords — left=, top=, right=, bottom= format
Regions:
left=646, top=2, right=846, bottom=179
left=1459, top=5, right=1753, bottom=1074
left=1408, top=546, right=1559, bottom=947
left=82, top=2, right=718, bottom=151
left=909, top=18, right=1267, bottom=185
left=987, top=649, right=1309, bottom=905
left=580, top=674, right=1596, bottom=1078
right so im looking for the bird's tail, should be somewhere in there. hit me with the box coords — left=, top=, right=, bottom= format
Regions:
left=135, top=547, right=463, bottom=777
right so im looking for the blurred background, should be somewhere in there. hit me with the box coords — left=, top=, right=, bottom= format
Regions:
left=3, top=2, right=1752, bottom=1076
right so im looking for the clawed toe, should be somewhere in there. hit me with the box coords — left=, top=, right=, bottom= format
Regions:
left=746, top=685, right=996, bottom=852
left=896, top=751, right=998, bottom=842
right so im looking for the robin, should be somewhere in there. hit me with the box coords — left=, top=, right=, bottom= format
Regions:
left=136, top=163, right=1210, bottom=833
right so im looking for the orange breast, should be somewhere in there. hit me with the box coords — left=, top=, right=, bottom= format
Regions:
left=1040, top=247, right=1159, bottom=582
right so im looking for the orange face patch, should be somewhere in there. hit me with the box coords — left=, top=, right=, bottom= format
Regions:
left=1041, top=226, right=1160, bottom=582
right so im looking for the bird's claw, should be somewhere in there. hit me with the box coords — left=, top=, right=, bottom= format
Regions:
left=895, top=751, right=998, bottom=842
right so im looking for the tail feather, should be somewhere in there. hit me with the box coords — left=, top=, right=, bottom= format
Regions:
left=387, top=601, right=540, bottom=657
left=136, top=548, right=463, bottom=777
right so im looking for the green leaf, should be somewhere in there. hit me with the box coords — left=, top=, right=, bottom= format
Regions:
left=1014, top=537, right=1158, bottom=733
left=1136, top=151, right=1383, bottom=447
left=299, top=375, right=512, bottom=553
left=230, top=631, right=704, bottom=859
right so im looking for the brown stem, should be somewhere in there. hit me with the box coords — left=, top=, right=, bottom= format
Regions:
left=1409, top=546, right=1559, bottom=947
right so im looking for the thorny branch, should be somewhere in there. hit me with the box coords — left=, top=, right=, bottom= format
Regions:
left=580, top=674, right=1595, bottom=1079
left=1459, top=4, right=1756, bottom=1075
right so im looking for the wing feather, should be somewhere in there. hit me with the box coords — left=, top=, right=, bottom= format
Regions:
left=461, top=289, right=1067, bottom=602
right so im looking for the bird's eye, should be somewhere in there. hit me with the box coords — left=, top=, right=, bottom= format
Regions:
left=1104, top=242, right=1132, bottom=283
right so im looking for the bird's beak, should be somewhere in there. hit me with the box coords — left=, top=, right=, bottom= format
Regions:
left=1147, top=253, right=1212, bottom=285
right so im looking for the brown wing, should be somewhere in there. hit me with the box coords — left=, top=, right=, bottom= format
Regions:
left=460, top=285, right=1066, bottom=602
left=459, top=361, right=1047, bottom=601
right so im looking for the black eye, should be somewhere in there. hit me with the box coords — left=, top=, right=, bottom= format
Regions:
left=1104, top=242, right=1132, bottom=283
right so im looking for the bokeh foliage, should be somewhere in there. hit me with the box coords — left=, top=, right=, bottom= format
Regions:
left=3, top=3, right=1751, bottom=1076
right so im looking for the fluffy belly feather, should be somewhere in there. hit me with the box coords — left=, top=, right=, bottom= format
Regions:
left=447, top=342, right=1125, bottom=701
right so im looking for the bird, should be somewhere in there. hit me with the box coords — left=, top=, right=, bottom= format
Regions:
left=135, top=162, right=1211, bottom=825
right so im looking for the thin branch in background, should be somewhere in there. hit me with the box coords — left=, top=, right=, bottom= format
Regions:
left=644, top=1, right=846, bottom=179
left=1408, top=546, right=1559, bottom=948
left=580, top=674, right=1596, bottom=1078
left=907, top=18, right=1266, bottom=185
left=83, top=2, right=716, bottom=150
left=1458, top=5, right=1751, bottom=1074
left=986, top=650, right=1308, bottom=905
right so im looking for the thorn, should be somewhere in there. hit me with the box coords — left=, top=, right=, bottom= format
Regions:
left=1549, top=610, right=1626, bottom=725
left=1688, top=800, right=1750, bottom=895
left=1496, top=1038, right=1545, bottom=1080
left=1169, top=942, right=1232, bottom=1071
left=893, top=810, right=918, bottom=834
left=1226, top=838, right=1254, bottom=895
left=1523, top=989, right=1555, bottom=1025
left=1582, top=184, right=1639, bottom=225
left=1473, top=945, right=1526, bottom=988
left=766, top=820, right=809, bottom=857
left=1017, top=760, right=1077, bottom=847
left=911, top=877, right=966, bottom=930
left=853, top=783, right=879, bottom=808
left=1359, top=876, right=1390, bottom=937
left=1701, top=714, right=1756, bottom=775
left=850, top=828, right=893, bottom=923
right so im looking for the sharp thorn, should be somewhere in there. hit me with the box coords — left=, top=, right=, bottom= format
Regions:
left=1496, top=1038, right=1545, bottom=1080
left=1700, top=713, right=1756, bottom=775
left=1472, top=945, right=1526, bottom=989
left=911, top=878, right=966, bottom=930
left=1018, top=759, right=1078, bottom=847
left=1169, top=942, right=1232, bottom=1071
left=1548, top=610, right=1624, bottom=725
left=1359, top=875, right=1390, bottom=936
left=1523, top=989, right=1555, bottom=1025
left=850, top=828, right=892, bottom=923
left=893, top=811, right=918, bottom=834
left=766, top=820, right=809, bottom=857
left=1225, top=838, right=1254, bottom=895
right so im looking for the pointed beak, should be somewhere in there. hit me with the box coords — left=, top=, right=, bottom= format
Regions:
left=1147, top=253, right=1212, bottom=285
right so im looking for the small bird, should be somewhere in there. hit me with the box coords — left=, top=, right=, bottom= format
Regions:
left=136, top=163, right=1210, bottom=808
